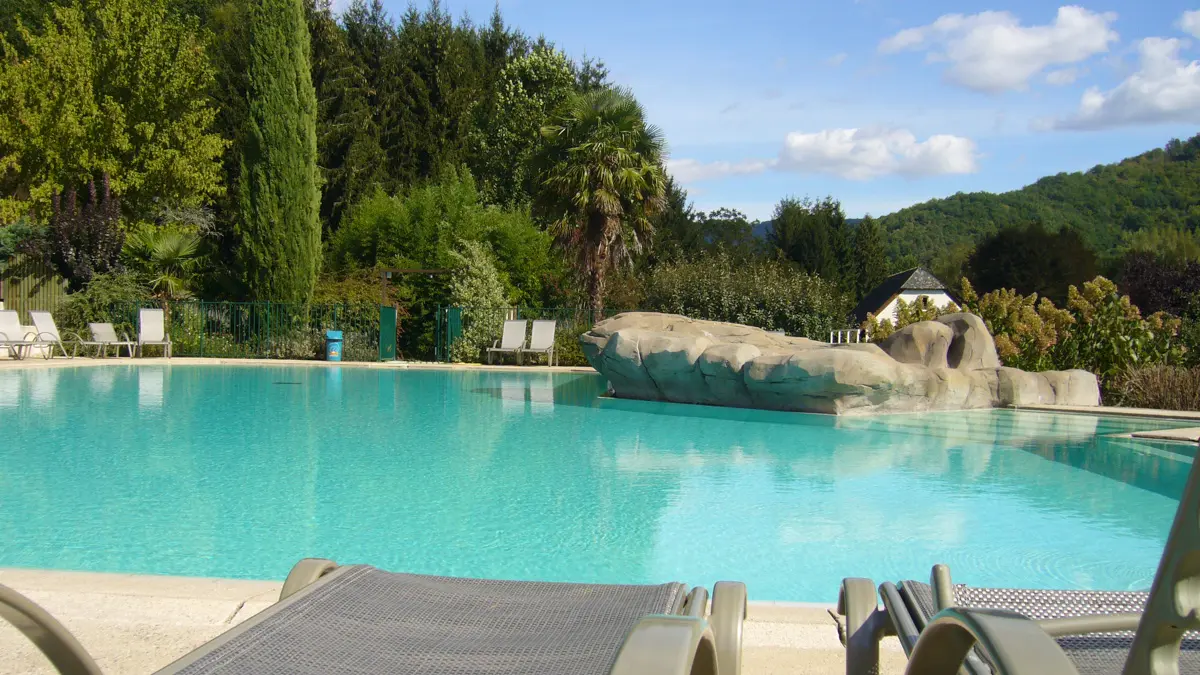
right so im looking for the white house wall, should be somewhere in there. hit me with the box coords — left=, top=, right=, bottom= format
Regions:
left=878, top=291, right=957, bottom=323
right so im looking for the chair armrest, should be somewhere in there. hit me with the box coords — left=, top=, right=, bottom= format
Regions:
left=609, top=615, right=718, bottom=675
left=905, top=608, right=1080, bottom=675
left=280, top=558, right=339, bottom=601
left=710, top=581, right=746, bottom=675
left=0, top=584, right=104, bottom=675
left=837, top=578, right=878, bottom=645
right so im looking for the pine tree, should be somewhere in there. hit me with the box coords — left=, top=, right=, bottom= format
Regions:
left=854, top=215, right=888, bottom=299
left=234, top=0, right=321, bottom=302
left=307, top=0, right=384, bottom=234
left=769, top=197, right=837, bottom=280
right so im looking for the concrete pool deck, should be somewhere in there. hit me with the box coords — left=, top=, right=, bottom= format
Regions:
left=0, top=567, right=908, bottom=674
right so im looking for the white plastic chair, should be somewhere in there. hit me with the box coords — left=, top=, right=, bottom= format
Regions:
left=29, top=311, right=79, bottom=359
left=0, top=310, right=39, bottom=360
left=486, top=320, right=527, bottom=365
left=521, top=320, right=557, bottom=366
left=137, top=308, right=172, bottom=358
left=81, top=323, right=136, bottom=358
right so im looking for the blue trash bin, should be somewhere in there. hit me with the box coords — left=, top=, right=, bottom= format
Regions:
left=325, top=330, right=343, bottom=362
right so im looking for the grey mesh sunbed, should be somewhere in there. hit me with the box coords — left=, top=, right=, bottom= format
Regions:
left=836, top=439, right=1200, bottom=675
left=0, top=559, right=747, bottom=675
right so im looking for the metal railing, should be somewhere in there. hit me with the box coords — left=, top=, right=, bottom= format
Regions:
left=105, top=301, right=383, bottom=361
left=830, top=328, right=865, bottom=344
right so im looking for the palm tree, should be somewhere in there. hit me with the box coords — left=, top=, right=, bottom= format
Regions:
left=123, top=226, right=202, bottom=300
left=534, top=87, right=667, bottom=314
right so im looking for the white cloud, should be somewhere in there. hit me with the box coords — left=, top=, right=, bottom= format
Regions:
left=1045, top=66, right=1081, bottom=85
left=1051, top=37, right=1200, bottom=129
left=879, top=6, right=1118, bottom=92
left=666, top=158, right=771, bottom=183
left=825, top=52, right=849, bottom=67
left=1180, top=10, right=1200, bottom=38
left=670, top=128, right=978, bottom=183
left=777, top=128, right=979, bottom=180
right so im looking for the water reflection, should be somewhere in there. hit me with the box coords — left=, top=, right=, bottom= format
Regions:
left=0, top=366, right=1190, bottom=601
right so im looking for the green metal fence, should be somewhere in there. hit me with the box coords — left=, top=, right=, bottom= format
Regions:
left=0, top=255, right=68, bottom=316
left=434, top=306, right=631, bottom=364
left=106, top=301, right=384, bottom=362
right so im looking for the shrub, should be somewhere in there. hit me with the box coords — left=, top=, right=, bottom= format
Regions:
left=643, top=251, right=850, bottom=339
left=1110, top=366, right=1200, bottom=411
left=1055, top=277, right=1183, bottom=382
left=864, top=296, right=959, bottom=341
left=57, top=272, right=153, bottom=333
left=958, top=276, right=1185, bottom=387
left=959, top=279, right=1074, bottom=372
left=447, top=240, right=510, bottom=362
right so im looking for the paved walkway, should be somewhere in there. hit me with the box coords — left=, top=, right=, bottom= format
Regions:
left=0, top=568, right=906, bottom=674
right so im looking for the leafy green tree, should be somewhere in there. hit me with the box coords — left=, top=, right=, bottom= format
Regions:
left=234, top=0, right=322, bottom=303
left=0, top=0, right=226, bottom=221
left=471, top=44, right=575, bottom=206
left=879, top=133, right=1200, bottom=264
left=1120, top=225, right=1200, bottom=267
left=534, top=87, right=667, bottom=313
left=853, top=215, right=888, bottom=299
left=647, top=176, right=698, bottom=264
left=966, top=221, right=1097, bottom=305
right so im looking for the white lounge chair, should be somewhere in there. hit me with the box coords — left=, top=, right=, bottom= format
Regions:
left=137, top=308, right=172, bottom=358
left=29, top=311, right=78, bottom=359
left=80, top=323, right=136, bottom=358
left=0, top=310, right=40, bottom=360
left=487, top=320, right=527, bottom=365
left=521, top=320, right=557, bottom=366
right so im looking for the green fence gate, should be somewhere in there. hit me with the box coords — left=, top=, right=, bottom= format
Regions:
left=379, top=305, right=397, bottom=361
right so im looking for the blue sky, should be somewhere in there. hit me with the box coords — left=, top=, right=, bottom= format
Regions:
left=367, top=1, right=1200, bottom=220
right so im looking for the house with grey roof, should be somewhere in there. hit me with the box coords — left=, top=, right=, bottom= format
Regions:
left=852, top=267, right=958, bottom=325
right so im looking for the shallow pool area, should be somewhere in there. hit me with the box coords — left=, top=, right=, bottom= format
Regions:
left=0, top=364, right=1192, bottom=601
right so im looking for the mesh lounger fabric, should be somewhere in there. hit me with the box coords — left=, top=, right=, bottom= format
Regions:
left=903, top=581, right=1200, bottom=675
left=170, top=566, right=687, bottom=675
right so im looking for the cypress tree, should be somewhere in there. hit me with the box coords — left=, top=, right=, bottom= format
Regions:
left=235, top=0, right=321, bottom=303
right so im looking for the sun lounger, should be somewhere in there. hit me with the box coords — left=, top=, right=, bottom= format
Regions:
left=137, top=308, right=172, bottom=358
left=836, top=440, right=1200, bottom=675
left=79, top=323, right=136, bottom=358
left=29, top=311, right=80, bottom=359
left=1, top=560, right=747, bottom=675
left=487, top=319, right=526, bottom=365
left=521, top=319, right=557, bottom=366
left=0, top=310, right=41, bottom=360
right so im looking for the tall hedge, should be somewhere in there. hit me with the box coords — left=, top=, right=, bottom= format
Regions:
left=235, top=0, right=321, bottom=303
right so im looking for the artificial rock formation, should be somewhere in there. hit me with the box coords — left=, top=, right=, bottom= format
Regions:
left=580, top=312, right=1099, bottom=415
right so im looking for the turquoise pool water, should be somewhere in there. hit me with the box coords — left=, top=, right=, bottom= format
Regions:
left=0, top=365, right=1191, bottom=601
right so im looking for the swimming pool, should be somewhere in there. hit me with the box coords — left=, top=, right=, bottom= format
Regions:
left=0, top=364, right=1190, bottom=602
